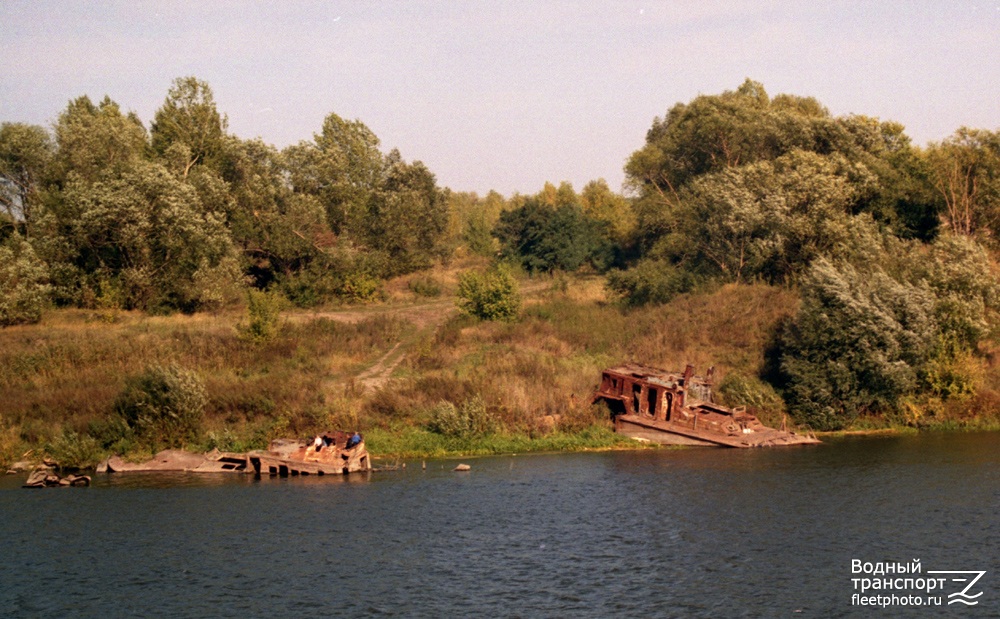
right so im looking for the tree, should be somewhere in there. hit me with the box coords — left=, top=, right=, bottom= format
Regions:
left=61, top=160, right=238, bottom=311
left=0, top=123, right=53, bottom=237
left=284, top=112, right=384, bottom=234
left=52, top=95, right=148, bottom=184
left=777, top=233, right=1000, bottom=429
left=494, top=195, right=607, bottom=273
left=579, top=178, right=635, bottom=246
left=779, top=258, right=935, bottom=429
left=924, top=128, right=1000, bottom=239
left=667, top=150, right=872, bottom=283
left=113, top=364, right=207, bottom=449
left=151, top=76, right=228, bottom=178
left=625, top=80, right=938, bottom=253
left=362, top=150, right=448, bottom=275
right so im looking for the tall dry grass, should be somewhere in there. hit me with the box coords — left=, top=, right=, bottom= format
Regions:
left=0, top=308, right=406, bottom=466
left=0, top=279, right=805, bottom=467
left=358, top=282, right=801, bottom=438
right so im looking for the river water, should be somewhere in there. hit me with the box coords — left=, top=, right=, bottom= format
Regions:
left=1, top=432, right=998, bottom=618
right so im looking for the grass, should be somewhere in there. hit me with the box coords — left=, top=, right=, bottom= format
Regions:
left=3, top=271, right=999, bottom=470
left=363, top=424, right=639, bottom=459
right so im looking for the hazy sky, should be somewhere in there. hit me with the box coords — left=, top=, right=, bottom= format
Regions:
left=2, top=1, right=998, bottom=195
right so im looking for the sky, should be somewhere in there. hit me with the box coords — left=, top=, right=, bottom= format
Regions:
left=2, top=1, right=999, bottom=196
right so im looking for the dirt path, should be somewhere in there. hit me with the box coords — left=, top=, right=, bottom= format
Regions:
left=290, top=281, right=550, bottom=393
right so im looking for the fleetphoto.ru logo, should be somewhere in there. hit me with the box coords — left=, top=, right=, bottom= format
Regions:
left=851, top=559, right=987, bottom=607
left=926, top=571, right=987, bottom=606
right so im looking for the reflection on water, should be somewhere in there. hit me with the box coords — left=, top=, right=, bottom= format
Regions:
left=1, top=432, right=998, bottom=617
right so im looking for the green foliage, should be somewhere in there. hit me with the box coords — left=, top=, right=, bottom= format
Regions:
left=239, top=289, right=284, bottom=343
left=0, top=122, right=53, bottom=235
left=87, top=416, right=137, bottom=456
left=913, top=234, right=1000, bottom=348
left=52, top=95, right=148, bottom=182
left=626, top=79, right=939, bottom=267
left=716, top=373, right=784, bottom=413
left=0, top=234, right=50, bottom=326
left=428, top=396, right=500, bottom=438
left=778, top=258, right=938, bottom=430
left=456, top=264, right=521, bottom=322
left=921, top=343, right=984, bottom=400
left=664, top=150, right=871, bottom=283
left=59, top=159, right=239, bottom=311
left=362, top=151, right=449, bottom=275
left=923, top=127, right=1000, bottom=238
left=151, top=76, right=227, bottom=177
left=605, top=259, right=698, bottom=307
left=580, top=178, right=636, bottom=247
left=113, top=364, right=207, bottom=450
left=448, top=189, right=505, bottom=256
left=43, top=429, right=104, bottom=470
left=464, top=208, right=499, bottom=256
left=494, top=197, right=609, bottom=273
left=283, top=112, right=383, bottom=235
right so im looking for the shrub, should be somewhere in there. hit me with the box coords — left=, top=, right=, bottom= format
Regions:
left=43, top=429, right=104, bottom=470
left=456, top=264, right=521, bottom=322
left=716, top=373, right=783, bottom=412
left=778, top=259, right=935, bottom=430
left=239, top=289, right=284, bottom=343
left=113, top=364, right=207, bottom=449
left=428, top=396, right=500, bottom=438
left=605, top=259, right=698, bottom=307
left=408, top=276, right=442, bottom=298
left=0, top=235, right=50, bottom=326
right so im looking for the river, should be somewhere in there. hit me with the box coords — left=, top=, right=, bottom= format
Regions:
left=1, top=432, right=998, bottom=618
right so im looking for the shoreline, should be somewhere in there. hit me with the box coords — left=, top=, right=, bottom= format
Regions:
left=8, top=422, right=1000, bottom=475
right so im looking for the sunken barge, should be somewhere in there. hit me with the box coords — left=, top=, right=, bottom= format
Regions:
left=249, top=431, right=372, bottom=476
left=592, top=364, right=819, bottom=448
left=98, top=431, right=371, bottom=476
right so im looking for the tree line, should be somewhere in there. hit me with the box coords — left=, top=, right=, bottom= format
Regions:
left=612, top=79, right=1000, bottom=429
left=0, top=77, right=452, bottom=315
left=463, top=79, right=1000, bottom=429
left=3, top=77, right=1000, bottom=430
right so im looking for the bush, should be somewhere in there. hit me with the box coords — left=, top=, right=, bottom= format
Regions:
left=428, top=396, right=500, bottom=438
left=239, top=289, right=284, bottom=343
left=716, top=373, right=783, bottom=412
left=778, top=259, right=935, bottom=430
left=44, top=429, right=104, bottom=470
left=113, top=364, right=207, bottom=449
left=0, top=235, right=50, bottom=326
left=408, top=276, right=442, bottom=298
left=605, top=259, right=698, bottom=307
left=456, top=264, right=521, bottom=321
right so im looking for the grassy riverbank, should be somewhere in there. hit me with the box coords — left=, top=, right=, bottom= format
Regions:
left=2, top=271, right=999, bottom=470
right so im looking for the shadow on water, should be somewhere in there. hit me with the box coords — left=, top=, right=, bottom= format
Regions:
left=2, top=432, right=998, bottom=618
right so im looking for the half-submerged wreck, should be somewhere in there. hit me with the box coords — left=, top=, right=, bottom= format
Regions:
left=98, top=431, right=371, bottom=476
left=249, top=431, right=372, bottom=476
left=592, top=363, right=819, bottom=448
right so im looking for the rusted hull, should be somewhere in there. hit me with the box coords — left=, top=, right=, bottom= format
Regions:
left=616, top=416, right=722, bottom=446
left=594, top=363, right=821, bottom=449
left=100, top=449, right=250, bottom=473
left=616, top=414, right=820, bottom=448
left=249, top=442, right=371, bottom=476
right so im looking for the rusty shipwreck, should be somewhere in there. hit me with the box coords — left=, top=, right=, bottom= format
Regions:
left=98, top=431, right=372, bottom=476
left=592, top=364, right=819, bottom=448
left=249, top=431, right=372, bottom=476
